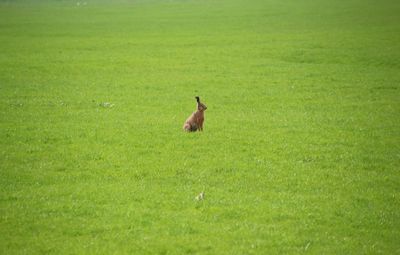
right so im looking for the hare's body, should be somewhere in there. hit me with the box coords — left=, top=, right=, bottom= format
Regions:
left=183, top=111, right=203, bottom=131
left=183, top=97, right=207, bottom=132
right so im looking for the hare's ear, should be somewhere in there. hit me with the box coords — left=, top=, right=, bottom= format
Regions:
left=195, top=96, right=200, bottom=103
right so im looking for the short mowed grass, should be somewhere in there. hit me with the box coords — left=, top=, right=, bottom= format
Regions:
left=1, top=0, right=399, bottom=254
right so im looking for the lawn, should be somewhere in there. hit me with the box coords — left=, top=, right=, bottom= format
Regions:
left=0, top=0, right=399, bottom=254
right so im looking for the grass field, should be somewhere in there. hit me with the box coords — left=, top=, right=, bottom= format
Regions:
left=1, top=0, right=400, bottom=254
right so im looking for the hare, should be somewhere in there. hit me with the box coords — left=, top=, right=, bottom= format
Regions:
left=183, top=96, right=207, bottom=132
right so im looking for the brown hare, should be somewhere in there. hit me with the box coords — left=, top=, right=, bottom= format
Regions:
left=183, top=96, right=207, bottom=132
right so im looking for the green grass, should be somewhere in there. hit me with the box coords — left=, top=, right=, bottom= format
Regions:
left=1, top=0, right=399, bottom=254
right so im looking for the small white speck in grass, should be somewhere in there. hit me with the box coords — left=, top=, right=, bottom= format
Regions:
left=195, top=192, right=204, bottom=201
left=99, top=102, right=114, bottom=108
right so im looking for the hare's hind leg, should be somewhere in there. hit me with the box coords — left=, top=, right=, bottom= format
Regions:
left=190, top=123, right=198, bottom=132
left=183, top=123, right=197, bottom=132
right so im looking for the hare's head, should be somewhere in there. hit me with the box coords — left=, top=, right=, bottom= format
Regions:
left=195, top=96, right=207, bottom=111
